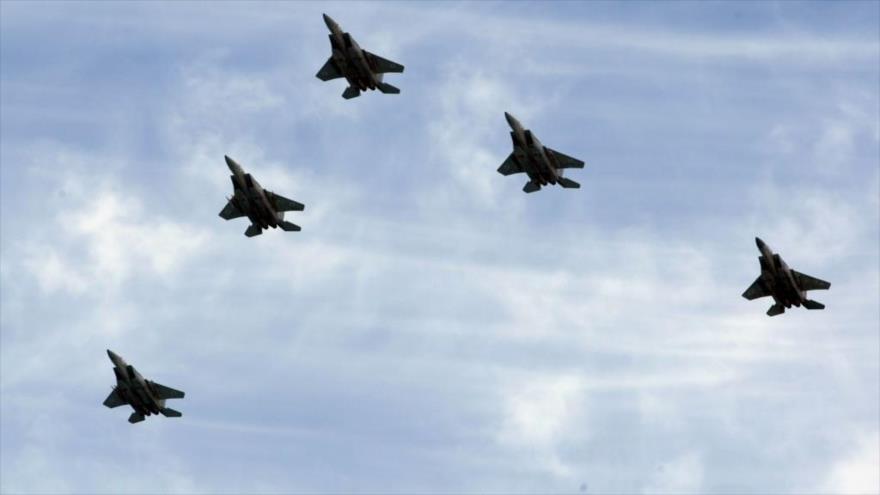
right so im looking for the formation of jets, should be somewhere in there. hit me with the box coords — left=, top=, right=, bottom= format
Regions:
left=103, top=14, right=831, bottom=424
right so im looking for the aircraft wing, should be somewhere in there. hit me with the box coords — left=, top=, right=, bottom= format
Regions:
left=546, top=147, right=585, bottom=169
left=103, top=389, right=126, bottom=408
left=791, top=270, right=830, bottom=291
left=151, top=382, right=185, bottom=400
left=497, top=153, right=525, bottom=176
left=364, top=51, right=404, bottom=74
left=219, top=200, right=245, bottom=220
left=742, top=277, right=771, bottom=300
left=316, top=57, right=343, bottom=81
left=269, top=191, right=305, bottom=212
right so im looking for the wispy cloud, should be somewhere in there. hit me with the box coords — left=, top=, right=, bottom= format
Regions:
left=1, top=2, right=877, bottom=493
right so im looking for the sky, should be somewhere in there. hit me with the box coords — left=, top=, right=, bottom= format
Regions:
left=1, top=1, right=878, bottom=494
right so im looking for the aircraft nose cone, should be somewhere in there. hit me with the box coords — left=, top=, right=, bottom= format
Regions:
left=107, top=349, right=122, bottom=364
left=224, top=155, right=240, bottom=173
left=504, top=112, right=518, bottom=128
left=755, top=237, right=766, bottom=249
left=323, top=13, right=337, bottom=30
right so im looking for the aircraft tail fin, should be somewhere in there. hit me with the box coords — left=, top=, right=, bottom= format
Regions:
left=767, top=304, right=785, bottom=317
left=803, top=299, right=825, bottom=310
left=378, top=82, right=400, bottom=94
left=244, top=224, right=263, bottom=237
left=279, top=221, right=302, bottom=232
left=523, top=181, right=541, bottom=194
left=160, top=408, right=182, bottom=418
left=558, top=177, right=580, bottom=189
left=342, top=86, right=361, bottom=99
left=128, top=412, right=145, bottom=424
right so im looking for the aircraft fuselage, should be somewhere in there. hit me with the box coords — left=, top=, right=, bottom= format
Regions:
left=326, top=20, right=380, bottom=91
left=108, top=351, right=165, bottom=418
left=756, top=238, right=806, bottom=309
left=506, top=113, right=560, bottom=186
left=227, top=158, right=282, bottom=230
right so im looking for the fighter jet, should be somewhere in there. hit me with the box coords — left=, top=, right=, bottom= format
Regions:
left=315, top=13, right=404, bottom=99
left=103, top=350, right=184, bottom=424
left=496, top=112, right=585, bottom=193
left=742, top=237, right=831, bottom=316
left=219, top=155, right=305, bottom=237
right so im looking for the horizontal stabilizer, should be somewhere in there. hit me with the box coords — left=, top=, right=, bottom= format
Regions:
left=280, top=221, right=302, bottom=232
left=128, top=412, right=145, bottom=424
left=342, top=86, right=361, bottom=99
left=523, top=181, right=541, bottom=194
left=103, top=389, right=126, bottom=409
left=160, top=408, right=182, bottom=418
left=803, top=300, right=825, bottom=310
left=767, top=304, right=785, bottom=317
left=245, top=224, right=263, bottom=237
left=558, top=177, right=580, bottom=189
left=378, top=82, right=400, bottom=94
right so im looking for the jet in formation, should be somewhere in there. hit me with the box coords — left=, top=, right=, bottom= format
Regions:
left=316, top=13, right=405, bottom=99
left=742, top=237, right=830, bottom=316
left=219, top=155, right=305, bottom=237
left=103, top=350, right=185, bottom=424
left=496, top=112, right=585, bottom=193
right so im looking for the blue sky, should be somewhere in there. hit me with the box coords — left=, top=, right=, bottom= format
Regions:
left=1, top=1, right=878, bottom=493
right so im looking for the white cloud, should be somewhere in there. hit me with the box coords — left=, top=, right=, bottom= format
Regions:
left=746, top=182, right=876, bottom=267
left=22, top=184, right=210, bottom=294
left=23, top=248, right=88, bottom=295
left=498, top=372, right=585, bottom=477
left=450, top=10, right=879, bottom=66
left=643, top=452, right=704, bottom=494
left=424, top=67, right=523, bottom=209
left=822, top=431, right=880, bottom=495
left=179, top=54, right=285, bottom=115
left=2, top=2, right=878, bottom=493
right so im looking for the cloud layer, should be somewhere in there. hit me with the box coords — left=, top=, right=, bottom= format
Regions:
left=2, top=2, right=878, bottom=494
